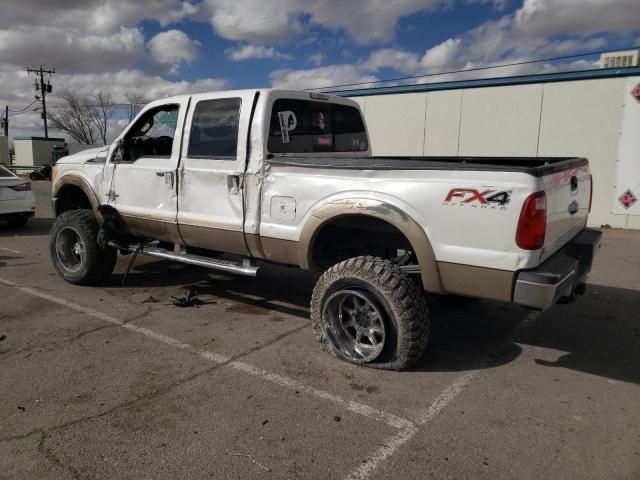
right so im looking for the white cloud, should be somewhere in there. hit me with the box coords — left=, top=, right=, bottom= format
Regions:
left=1, top=0, right=198, bottom=35
left=202, top=0, right=445, bottom=45
left=147, top=30, right=201, bottom=74
left=0, top=27, right=144, bottom=73
left=226, top=44, right=292, bottom=61
left=1, top=68, right=227, bottom=140
left=203, top=0, right=304, bottom=45
left=270, top=64, right=378, bottom=90
left=0, top=0, right=200, bottom=79
left=515, top=0, right=640, bottom=38
left=360, top=0, right=627, bottom=79
left=308, top=52, right=326, bottom=66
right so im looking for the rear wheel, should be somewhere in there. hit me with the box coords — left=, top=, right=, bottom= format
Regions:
left=311, top=256, right=430, bottom=370
left=49, top=209, right=117, bottom=285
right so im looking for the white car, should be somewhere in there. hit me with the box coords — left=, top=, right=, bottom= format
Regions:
left=0, top=165, right=36, bottom=227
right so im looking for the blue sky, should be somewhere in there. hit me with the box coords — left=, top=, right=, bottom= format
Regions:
left=1, top=0, right=639, bottom=138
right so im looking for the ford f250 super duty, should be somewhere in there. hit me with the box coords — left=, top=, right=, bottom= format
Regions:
left=49, top=89, right=601, bottom=370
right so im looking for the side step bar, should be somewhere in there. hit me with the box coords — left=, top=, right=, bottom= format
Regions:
left=113, top=243, right=259, bottom=277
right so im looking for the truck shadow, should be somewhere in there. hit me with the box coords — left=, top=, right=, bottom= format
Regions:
left=0, top=218, right=54, bottom=237
left=415, top=284, right=640, bottom=386
left=108, top=258, right=640, bottom=386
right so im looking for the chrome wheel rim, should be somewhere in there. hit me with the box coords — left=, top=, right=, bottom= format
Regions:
left=55, top=226, right=85, bottom=273
left=322, top=289, right=386, bottom=362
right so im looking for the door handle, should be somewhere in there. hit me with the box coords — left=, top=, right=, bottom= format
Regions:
left=227, top=175, right=240, bottom=195
left=156, top=171, right=175, bottom=189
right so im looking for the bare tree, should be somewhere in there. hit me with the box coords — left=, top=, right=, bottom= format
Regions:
left=48, top=90, right=116, bottom=145
left=124, top=91, right=147, bottom=122
left=91, top=91, right=115, bottom=145
left=48, top=89, right=98, bottom=145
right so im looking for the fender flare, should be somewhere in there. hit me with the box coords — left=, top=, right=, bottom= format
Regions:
left=297, top=198, right=444, bottom=293
left=52, top=174, right=101, bottom=217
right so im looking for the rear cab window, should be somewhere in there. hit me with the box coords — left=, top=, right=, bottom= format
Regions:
left=268, top=99, right=367, bottom=154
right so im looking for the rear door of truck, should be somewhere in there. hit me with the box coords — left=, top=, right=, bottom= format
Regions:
left=177, top=90, right=258, bottom=256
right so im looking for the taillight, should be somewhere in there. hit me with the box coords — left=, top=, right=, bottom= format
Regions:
left=588, top=175, right=593, bottom=213
left=10, top=182, right=31, bottom=192
left=516, top=191, right=546, bottom=250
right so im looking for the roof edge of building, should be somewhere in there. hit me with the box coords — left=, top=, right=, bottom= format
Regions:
left=331, top=66, right=640, bottom=98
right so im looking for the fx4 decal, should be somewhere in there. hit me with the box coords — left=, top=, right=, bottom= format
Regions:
left=443, top=188, right=512, bottom=209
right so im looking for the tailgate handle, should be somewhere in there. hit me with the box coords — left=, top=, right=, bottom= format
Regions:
left=570, top=176, right=578, bottom=192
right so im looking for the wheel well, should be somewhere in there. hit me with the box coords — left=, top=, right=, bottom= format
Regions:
left=55, top=185, right=93, bottom=216
left=310, top=215, right=415, bottom=270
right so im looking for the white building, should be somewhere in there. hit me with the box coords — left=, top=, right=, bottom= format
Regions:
left=14, top=136, right=66, bottom=167
left=338, top=67, right=640, bottom=229
left=600, top=50, right=639, bottom=69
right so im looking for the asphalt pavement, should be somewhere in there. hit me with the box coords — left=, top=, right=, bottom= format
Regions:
left=1, top=179, right=639, bottom=479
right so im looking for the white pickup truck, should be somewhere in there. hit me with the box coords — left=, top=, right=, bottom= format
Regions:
left=49, top=89, right=601, bottom=370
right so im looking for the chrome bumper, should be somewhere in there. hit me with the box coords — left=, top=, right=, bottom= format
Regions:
left=513, top=228, right=602, bottom=310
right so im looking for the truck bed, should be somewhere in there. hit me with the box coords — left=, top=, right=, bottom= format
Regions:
left=267, top=156, right=588, bottom=177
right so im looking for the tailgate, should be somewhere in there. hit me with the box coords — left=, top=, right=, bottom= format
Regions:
left=541, top=162, right=591, bottom=260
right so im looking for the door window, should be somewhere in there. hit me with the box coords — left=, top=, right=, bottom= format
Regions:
left=122, top=104, right=179, bottom=162
left=188, top=98, right=241, bottom=159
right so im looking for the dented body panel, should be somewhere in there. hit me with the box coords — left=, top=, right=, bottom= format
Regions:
left=51, top=88, right=595, bottom=305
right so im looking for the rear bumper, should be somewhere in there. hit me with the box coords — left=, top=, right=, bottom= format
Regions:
left=512, top=228, right=602, bottom=310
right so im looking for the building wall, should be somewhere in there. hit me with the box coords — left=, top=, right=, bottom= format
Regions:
left=32, top=139, right=65, bottom=166
left=351, top=75, right=640, bottom=229
left=14, top=140, right=34, bottom=166
left=0, top=136, right=8, bottom=165
left=14, top=138, right=65, bottom=166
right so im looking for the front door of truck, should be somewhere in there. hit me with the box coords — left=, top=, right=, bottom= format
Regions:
left=109, top=98, right=190, bottom=243
left=177, top=92, right=255, bottom=255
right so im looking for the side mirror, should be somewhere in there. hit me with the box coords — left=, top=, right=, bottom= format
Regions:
left=110, top=139, right=124, bottom=164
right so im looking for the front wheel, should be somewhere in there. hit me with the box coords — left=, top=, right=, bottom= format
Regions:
left=311, top=256, right=430, bottom=370
left=49, top=209, right=117, bottom=285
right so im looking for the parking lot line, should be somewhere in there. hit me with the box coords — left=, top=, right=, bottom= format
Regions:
left=0, top=276, right=414, bottom=431
left=0, top=246, right=23, bottom=255
left=343, top=372, right=475, bottom=480
left=1, top=275, right=484, bottom=479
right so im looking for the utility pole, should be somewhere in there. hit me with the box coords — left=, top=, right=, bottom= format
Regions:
left=26, top=65, right=55, bottom=138
left=2, top=106, right=7, bottom=137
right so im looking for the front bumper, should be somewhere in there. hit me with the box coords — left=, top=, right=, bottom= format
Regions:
left=513, top=228, right=602, bottom=310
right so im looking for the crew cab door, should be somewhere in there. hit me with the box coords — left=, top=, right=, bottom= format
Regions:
left=177, top=92, right=254, bottom=255
left=109, top=98, right=190, bottom=244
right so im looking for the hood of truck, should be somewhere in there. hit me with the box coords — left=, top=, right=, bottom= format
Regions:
left=56, top=146, right=109, bottom=165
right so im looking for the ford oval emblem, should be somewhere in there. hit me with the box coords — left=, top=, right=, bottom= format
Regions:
left=568, top=200, right=579, bottom=214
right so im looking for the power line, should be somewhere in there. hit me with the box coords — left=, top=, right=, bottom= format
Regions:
left=313, top=46, right=638, bottom=92
left=8, top=108, right=41, bottom=118
left=8, top=100, right=38, bottom=114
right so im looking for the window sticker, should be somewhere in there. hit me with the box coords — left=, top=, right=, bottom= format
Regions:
left=278, top=110, right=297, bottom=144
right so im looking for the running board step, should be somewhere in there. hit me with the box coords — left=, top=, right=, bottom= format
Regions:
left=113, top=244, right=259, bottom=277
